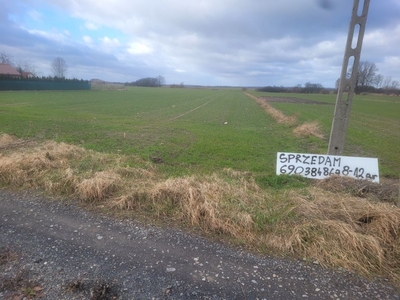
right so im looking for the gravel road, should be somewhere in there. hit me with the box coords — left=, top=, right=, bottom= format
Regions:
left=1, top=190, right=399, bottom=299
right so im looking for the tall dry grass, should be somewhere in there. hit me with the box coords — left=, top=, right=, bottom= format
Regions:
left=77, top=171, right=122, bottom=202
left=0, top=134, right=18, bottom=146
left=0, top=134, right=153, bottom=199
left=276, top=188, right=399, bottom=279
left=0, top=133, right=399, bottom=284
left=245, top=93, right=297, bottom=125
left=293, top=121, right=324, bottom=139
left=245, top=93, right=326, bottom=140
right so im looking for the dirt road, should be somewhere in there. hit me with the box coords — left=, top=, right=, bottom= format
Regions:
left=1, top=190, right=398, bottom=299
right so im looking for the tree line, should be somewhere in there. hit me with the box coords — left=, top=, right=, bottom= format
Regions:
left=343, top=60, right=399, bottom=95
left=0, top=74, right=88, bottom=83
left=258, top=60, right=399, bottom=95
left=257, top=82, right=329, bottom=94
left=125, top=76, right=165, bottom=87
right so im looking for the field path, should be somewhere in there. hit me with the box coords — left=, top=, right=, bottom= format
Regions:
left=169, top=99, right=215, bottom=121
left=1, top=190, right=398, bottom=299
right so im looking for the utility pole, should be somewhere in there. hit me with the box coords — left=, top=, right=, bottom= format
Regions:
left=328, top=0, right=370, bottom=155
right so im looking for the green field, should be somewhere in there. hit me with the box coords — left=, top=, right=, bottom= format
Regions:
left=250, top=90, right=400, bottom=178
left=0, top=87, right=399, bottom=178
left=1, top=87, right=400, bottom=283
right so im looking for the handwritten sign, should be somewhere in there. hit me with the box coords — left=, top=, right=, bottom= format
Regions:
left=276, top=152, right=379, bottom=183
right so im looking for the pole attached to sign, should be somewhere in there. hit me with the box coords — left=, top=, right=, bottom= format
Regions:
left=328, top=0, right=370, bottom=155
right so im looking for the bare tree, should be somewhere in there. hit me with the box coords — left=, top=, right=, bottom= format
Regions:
left=383, top=76, right=392, bottom=89
left=348, top=60, right=378, bottom=93
left=16, top=60, right=38, bottom=77
left=156, top=75, right=165, bottom=87
left=373, top=74, right=384, bottom=88
left=51, top=57, right=68, bottom=78
left=390, top=80, right=399, bottom=90
left=382, top=76, right=399, bottom=94
left=0, top=51, right=13, bottom=64
left=355, top=61, right=378, bottom=93
left=303, top=82, right=324, bottom=93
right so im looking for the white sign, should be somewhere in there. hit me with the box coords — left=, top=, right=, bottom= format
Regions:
left=276, top=152, right=379, bottom=183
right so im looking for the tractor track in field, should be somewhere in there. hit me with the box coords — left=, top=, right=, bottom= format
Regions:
left=169, top=99, right=215, bottom=121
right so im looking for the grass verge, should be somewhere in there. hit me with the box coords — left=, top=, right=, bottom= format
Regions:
left=1, top=134, right=399, bottom=285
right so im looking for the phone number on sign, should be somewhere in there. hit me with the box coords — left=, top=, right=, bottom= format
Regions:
left=279, top=165, right=378, bottom=180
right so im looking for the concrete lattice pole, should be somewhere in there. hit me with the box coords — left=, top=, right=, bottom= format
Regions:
left=328, top=0, right=370, bottom=155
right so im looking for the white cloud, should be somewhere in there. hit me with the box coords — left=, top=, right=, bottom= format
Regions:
left=127, top=42, right=153, bottom=55
left=25, top=28, right=69, bottom=44
left=28, top=10, right=43, bottom=22
left=378, top=56, right=400, bottom=82
left=364, top=24, right=400, bottom=57
left=84, top=21, right=98, bottom=30
left=83, top=35, right=93, bottom=44
left=100, top=36, right=121, bottom=48
left=2, top=0, right=399, bottom=85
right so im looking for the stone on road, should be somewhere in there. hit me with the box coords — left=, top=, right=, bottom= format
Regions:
left=0, top=190, right=398, bottom=299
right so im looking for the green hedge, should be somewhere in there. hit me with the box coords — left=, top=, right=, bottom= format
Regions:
left=0, top=80, right=91, bottom=91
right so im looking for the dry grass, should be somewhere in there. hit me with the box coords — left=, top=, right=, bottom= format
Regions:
left=0, top=133, right=31, bottom=151
left=273, top=188, right=400, bottom=282
left=112, top=173, right=261, bottom=238
left=1, top=133, right=399, bottom=285
left=77, top=171, right=122, bottom=202
left=149, top=175, right=258, bottom=236
left=244, top=94, right=325, bottom=140
left=316, top=176, right=399, bottom=203
left=0, top=135, right=151, bottom=200
left=0, top=133, right=18, bottom=146
left=293, top=121, right=324, bottom=139
left=245, top=93, right=297, bottom=125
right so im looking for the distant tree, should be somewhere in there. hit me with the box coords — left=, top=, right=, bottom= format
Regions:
left=381, top=76, right=400, bottom=95
left=335, top=78, right=340, bottom=93
left=156, top=75, right=165, bottom=87
left=386, top=79, right=399, bottom=94
left=383, top=76, right=394, bottom=90
left=170, top=83, right=185, bottom=88
left=15, top=60, right=37, bottom=77
left=51, top=57, right=68, bottom=78
left=257, top=86, right=288, bottom=93
left=303, top=82, right=323, bottom=93
left=0, top=51, right=13, bottom=64
left=125, top=76, right=166, bottom=87
left=292, top=84, right=302, bottom=93
left=139, top=77, right=158, bottom=87
left=373, top=74, right=384, bottom=88
left=336, top=60, right=399, bottom=95
left=348, top=60, right=378, bottom=94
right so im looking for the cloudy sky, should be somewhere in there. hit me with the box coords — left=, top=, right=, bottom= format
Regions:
left=1, top=0, right=399, bottom=87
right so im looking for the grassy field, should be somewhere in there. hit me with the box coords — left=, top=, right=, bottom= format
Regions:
left=1, top=87, right=399, bottom=284
left=249, top=90, right=400, bottom=178
left=1, top=87, right=398, bottom=177
left=0, top=88, right=320, bottom=176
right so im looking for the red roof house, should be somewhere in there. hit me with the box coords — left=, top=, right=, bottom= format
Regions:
left=0, top=63, right=22, bottom=78
left=21, top=71, right=33, bottom=78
